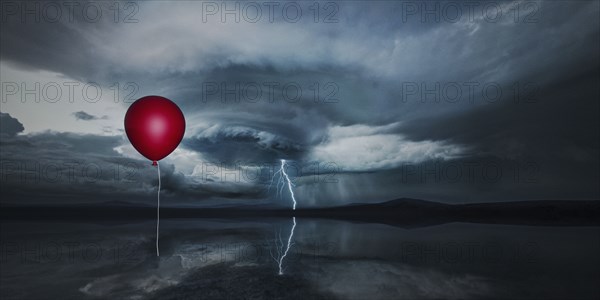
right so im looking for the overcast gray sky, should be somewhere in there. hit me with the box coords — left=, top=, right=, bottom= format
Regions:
left=1, top=0, right=598, bottom=207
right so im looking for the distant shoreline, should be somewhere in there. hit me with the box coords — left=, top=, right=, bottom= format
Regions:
left=2, top=199, right=599, bottom=227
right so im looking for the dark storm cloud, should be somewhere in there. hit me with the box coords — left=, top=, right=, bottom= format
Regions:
left=0, top=128, right=151, bottom=204
left=399, top=70, right=600, bottom=162
left=1, top=1, right=598, bottom=205
left=0, top=114, right=267, bottom=205
left=0, top=0, right=129, bottom=83
left=0, top=112, right=24, bottom=136
left=183, top=124, right=305, bottom=164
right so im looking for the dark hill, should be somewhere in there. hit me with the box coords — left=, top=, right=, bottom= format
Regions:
left=1, top=198, right=598, bottom=227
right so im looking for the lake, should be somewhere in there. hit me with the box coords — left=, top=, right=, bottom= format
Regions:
left=1, top=218, right=599, bottom=299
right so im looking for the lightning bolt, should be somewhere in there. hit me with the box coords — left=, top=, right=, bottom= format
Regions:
left=270, top=217, right=296, bottom=275
left=268, top=159, right=297, bottom=210
left=280, top=159, right=297, bottom=210
left=268, top=159, right=298, bottom=275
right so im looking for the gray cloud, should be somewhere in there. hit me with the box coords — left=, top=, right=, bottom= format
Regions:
left=0, top=114, right=266, bottom=206
left=0, top=112, right=24, bottom=137
left=72, top=111, right=107, bottom=121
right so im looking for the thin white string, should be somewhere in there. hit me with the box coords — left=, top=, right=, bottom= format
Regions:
left=156, top=161, right=161, bottom=257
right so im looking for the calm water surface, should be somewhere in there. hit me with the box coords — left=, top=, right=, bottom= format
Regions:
left=1, top=219, right=599, bottom=299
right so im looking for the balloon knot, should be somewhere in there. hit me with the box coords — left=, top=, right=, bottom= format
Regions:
left=152, top=161, right=158, bottom=166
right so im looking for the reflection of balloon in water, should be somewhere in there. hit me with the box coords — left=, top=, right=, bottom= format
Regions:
left=125, top=95, right=186, bottom=166
left=124, top=96, right=185, bottom=256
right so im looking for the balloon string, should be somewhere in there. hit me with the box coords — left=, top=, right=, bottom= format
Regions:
left=156, top=161, right=161, bottom=257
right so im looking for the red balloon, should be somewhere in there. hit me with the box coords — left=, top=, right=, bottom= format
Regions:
left=125, top=96, right=185, bottom=165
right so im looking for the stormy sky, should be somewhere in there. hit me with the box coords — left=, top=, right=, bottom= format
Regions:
left=1, top=0, right=598, bottom=207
